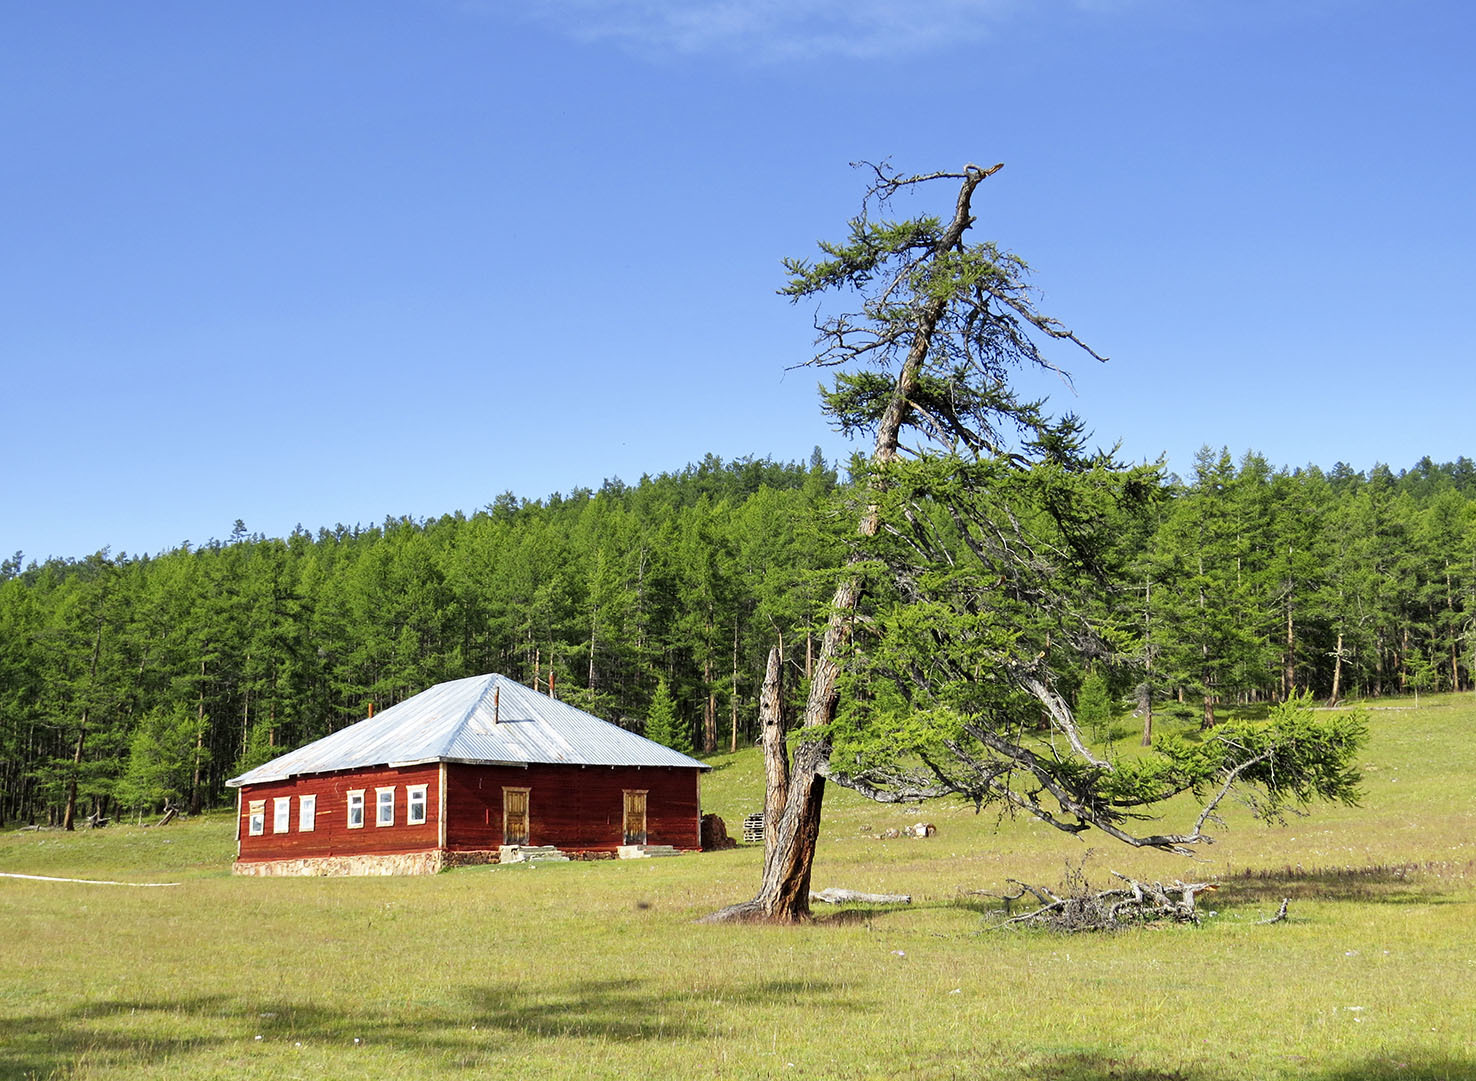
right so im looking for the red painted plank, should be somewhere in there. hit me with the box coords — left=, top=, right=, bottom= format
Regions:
left=238, top=762, right=702, bottom=863
left=235, top=763, right=440, bottom=862
left=446, top=763, right=700, bottom=852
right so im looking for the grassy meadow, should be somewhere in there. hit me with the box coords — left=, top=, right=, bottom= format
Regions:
left=2, top=696, right=1474, bottom=1080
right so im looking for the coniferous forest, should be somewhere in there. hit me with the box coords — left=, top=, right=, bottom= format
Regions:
left=2, top=448, right=1474, bottom=828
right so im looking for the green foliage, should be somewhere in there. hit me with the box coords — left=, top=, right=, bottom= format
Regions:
left=0, top=455, right=842, bottom=824
left=1106, top=695, right=1365, bottom=812
left=642, top=677, right=691, bottom=755
left=0, top=430, right=1471, bottom=832
left=1075, top=671, right=1113, bottom=742
left=115, top=703, right=202, bottom=812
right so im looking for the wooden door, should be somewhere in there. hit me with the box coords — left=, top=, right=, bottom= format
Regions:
left=503, top=788, right=529, bottom=845
left=622, top=790, right=647, bottom=846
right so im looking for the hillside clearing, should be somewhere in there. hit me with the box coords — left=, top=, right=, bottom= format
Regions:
left=2, top=695, right=1474, bottom=1080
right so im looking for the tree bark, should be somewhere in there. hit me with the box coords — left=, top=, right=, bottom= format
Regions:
left=1448, top=570, right=1460, bottom=692
left=61, top=716, right=86, bottom=832
left=811, top=888, right=911, bottom=905
left=759, top=647, right=788, bottom=865
left=1329, top=630, right=1345, bottom=706
left=702, top=627, right=718, bottom=753
left=730, top=616, right=740, bottom=754
left=703, top=164, right=999, bottom=924
left=1141, top=574, right=1153, bottom=747
left=1284, top=587, right=1295, bottom=700
left=62, top=612, right=105, bottom=832
left=189, top=660, right=207, bottom=816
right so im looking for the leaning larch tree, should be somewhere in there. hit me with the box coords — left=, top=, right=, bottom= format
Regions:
left=705, top=162, right=1363, bottom=923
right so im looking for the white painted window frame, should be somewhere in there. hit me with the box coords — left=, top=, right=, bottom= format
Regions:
left=272, top=797, right=291, bottom=834
left=347, top=789, right=365, bottom=829
left=406, top=783, right=428, bottom=826
left=247, top=800, right=265, bottom=837
left=298, top=793, right=316, bottom=833
left=376, top=786, right=396, bottom=827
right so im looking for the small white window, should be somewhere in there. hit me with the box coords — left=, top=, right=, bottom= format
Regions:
left=298, top=794, right=316, bottom=832
left=247, top=800, right=265, bottom=837
left=407, top=784, right=428, bottom=826
left=272, top=797, right=291, bottom=834
left=376, top=787, right=396, bottom=827
left=347, top=790, right=365, bottom=829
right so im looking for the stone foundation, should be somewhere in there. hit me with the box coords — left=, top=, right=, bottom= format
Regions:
left=233, top=850, right=447, bottom=877
left=233, top=846, right=631, bottom=876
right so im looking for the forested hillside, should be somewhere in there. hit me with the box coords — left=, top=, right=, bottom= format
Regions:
left=1, top=449, right=1473, bottom=828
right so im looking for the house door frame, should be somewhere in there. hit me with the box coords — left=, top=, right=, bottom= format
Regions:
left=503, top=787, right=530, bottom=846
left=622, top=789, right=648, bottom=845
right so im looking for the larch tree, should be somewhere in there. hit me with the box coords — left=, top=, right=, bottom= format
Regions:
left=706, top=163, right=1365, bottom=923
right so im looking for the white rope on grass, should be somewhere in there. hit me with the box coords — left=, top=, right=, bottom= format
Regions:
left=0, top=872, right=180, bottom=887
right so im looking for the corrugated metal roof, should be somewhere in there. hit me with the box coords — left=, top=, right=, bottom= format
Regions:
left=226, top=673, right=709, bottom=787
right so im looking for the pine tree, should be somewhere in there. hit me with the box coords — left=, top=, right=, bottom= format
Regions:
left=643, top=677, right=691, bottom=755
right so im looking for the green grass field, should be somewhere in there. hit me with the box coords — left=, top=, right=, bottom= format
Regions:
left=3, top=696, right=1474, bottom=1080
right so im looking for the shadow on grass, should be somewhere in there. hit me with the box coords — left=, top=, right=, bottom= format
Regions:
left=459, top=974, right=850, bottom=1040
left=0, top=975, right=856, bottom=1077
left=0, top=994, right=341, bottom=1081
left=811, top=904, right=917, bottom=927
left=1218, top=861, right=1472, bottom=907
left=1033, top=1050, right=1476, bottom=1081
left=950, top=860, right=1469, bottom=925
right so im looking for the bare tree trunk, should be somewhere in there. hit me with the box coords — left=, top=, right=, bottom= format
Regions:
left=1329, top=630, right=1345, bottom=706
left=587, top=604, right=597, bottom=691
left=1448, top=571, right=1460, bottom=692
left=189, top=660, right=207, bottom=816
left=1284, top=590, right=1295, bottom=700
left=703, top=164, right=999, bottom=924
left=63, top=614, right=105, bottom=832
left=1141, top=574, right=1153, bottom=747
left=702, top=653, right=717, bottom=754
left=240, top=659, right=251, bottom=759
left=61, top=715, right=86, bottom=832
left=730, top=617, right=740, bottom=754
left=759, top=647, right=788, bottom=864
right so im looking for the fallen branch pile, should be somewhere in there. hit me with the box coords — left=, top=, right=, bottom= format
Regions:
left=975, top=868, right=1218, bottom=931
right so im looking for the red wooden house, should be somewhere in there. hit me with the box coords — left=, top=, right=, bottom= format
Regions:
left=227, top=673, right=709, bottom=875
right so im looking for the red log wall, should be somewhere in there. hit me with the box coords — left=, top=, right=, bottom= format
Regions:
left=444, top=763, right=701, bottom=853
left=236, top=762, right=703, bottom=863
left=235, top=763, right=440, bottom=863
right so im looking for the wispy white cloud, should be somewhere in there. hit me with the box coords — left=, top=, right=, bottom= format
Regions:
left=483, top=0, right=1115, bottom=63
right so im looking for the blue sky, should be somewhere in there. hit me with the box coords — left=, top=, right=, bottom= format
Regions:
left=4, top=0, right=1472, bottom=563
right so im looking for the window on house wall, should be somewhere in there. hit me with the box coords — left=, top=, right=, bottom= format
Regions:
left=272, top=797, right=291, bottom=834
left=376, top=787, right=395, bottom=827
left=347, top=790, right=365, bottom=829
left=247, top=800, right=265, bottom=836
left=299, top=794, right=316, bottom=832
left=407, top=784, right=428, bottom=826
